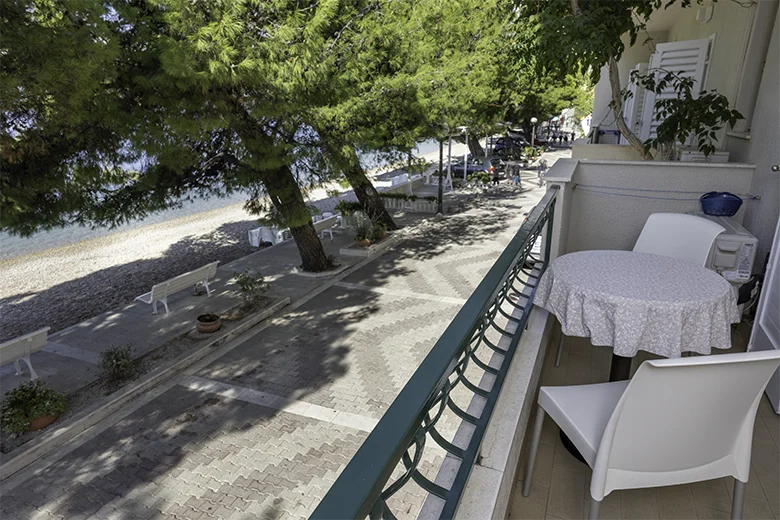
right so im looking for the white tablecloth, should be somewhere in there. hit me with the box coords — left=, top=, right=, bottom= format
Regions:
left=534, top=250, right=740, bottom=358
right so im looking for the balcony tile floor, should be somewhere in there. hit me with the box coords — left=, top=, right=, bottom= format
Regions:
left=509, top=323, right=780, bottom=520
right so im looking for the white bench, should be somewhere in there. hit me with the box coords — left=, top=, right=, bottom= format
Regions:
left=135, top=261, right=219, bottom=315
left=0, top=327, right=50, bottom=380
left=313, top=214, right=339, bottom=240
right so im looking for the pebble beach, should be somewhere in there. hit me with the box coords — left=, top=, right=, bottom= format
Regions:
left=0, top=202, right=263, bottom=343
left=0, top=145, right=443, bottom=343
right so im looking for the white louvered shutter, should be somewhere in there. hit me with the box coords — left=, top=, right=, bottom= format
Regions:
left=639, top=38, right=713, bottom=142
left=623, top=63, right=649, bottom=142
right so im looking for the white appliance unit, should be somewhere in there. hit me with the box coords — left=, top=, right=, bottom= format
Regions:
left=692, top=213, right=758, bottom=285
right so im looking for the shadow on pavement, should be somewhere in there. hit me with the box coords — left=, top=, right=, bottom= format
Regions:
left=0, top=187, right=535, bottom=520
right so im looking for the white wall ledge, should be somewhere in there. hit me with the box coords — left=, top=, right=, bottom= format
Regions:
left=577, top=159, right=756, bottom=169
left=454, top=309, right=553, bottom=520
left=544, top=158, right=578, bottom=182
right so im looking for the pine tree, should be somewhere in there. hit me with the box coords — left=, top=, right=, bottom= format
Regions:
left=1, top=0, right=380, bottom=272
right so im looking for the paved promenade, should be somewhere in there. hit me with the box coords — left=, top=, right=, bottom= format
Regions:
left=1, top=176, right=550, bottom=520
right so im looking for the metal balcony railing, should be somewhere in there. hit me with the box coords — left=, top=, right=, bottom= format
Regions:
left=311, top=186, right=559, bottom=520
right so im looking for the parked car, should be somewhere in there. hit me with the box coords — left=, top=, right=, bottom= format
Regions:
left=448, top=157, right=504, bottom=178
left=492, top=135, right=529, bottom=157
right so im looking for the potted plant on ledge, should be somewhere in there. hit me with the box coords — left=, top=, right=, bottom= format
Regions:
left=354, top=221, right=372, bottom=247
left=628, top=69, right=743, bottom=160
left=1, top=381, right=67, bottom=433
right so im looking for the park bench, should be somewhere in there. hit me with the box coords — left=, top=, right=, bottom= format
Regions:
left=135, top=261, right=219, bottom=316
left=313, top=214, right=339, bottom=240
left=0, top=327, right=50, bottom=381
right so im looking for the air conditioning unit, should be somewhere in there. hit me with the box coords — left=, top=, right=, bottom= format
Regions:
left=691, top=212, right=758, bottom=284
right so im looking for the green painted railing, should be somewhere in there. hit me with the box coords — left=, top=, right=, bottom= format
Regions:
left=311, top=186, right=559, bottom=520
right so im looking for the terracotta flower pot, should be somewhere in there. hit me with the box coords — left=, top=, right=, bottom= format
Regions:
left=196, top=313, right=222, bottom=333
left=28, top=415, right=58, bottom=431
left=355, top=238, right=371, bottom=247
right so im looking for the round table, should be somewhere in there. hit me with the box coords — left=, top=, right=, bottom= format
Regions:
left=534, top=250, right=740, bottom=461
left=536, top=250, right=739, bottom=376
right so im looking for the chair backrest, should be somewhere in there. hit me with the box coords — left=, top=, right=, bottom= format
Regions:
left=633, top=212, right=725, bottom=266
left=591, top=350, right=780, bottom=500
left=151, top=261, right=219, bottom=300
left=0, top=327, right=50, bottom=363
left=313, top=215, right=338, bottom=232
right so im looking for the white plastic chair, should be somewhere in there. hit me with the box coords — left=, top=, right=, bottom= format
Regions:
left=522, top=350, right=780, bottom=520
left=554, top=212, right=725, bottom=367
left=633, top=212, right=725, bottom=266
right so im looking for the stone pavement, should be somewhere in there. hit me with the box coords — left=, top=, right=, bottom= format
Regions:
left=0, top=230, right=364, bottom=396
left=0, top=177, right=550, bottom=520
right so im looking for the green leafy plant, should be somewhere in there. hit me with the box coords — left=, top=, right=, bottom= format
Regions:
left=630, top=69, right=743, bottom=159
left=355, top=220, right=373, bottom=242
left=370, top=222, right=388, bottom=242
left=1, top=381, right=67, bottom=433
left=380, top=192, right=437, bottom=202
left=468, top=171, right=492, bottom=185
left=232, top=270, right=269, bottom=305
left=334, top=200, right=364, bottom=216
left=100, top=345, right=138, bottom=382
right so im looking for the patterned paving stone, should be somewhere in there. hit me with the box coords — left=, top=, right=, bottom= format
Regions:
left=1, top=385, right=369, bottom=520
left=1, top=187, right=544, bottom=520
left=195, top=286, right=461, bottom=418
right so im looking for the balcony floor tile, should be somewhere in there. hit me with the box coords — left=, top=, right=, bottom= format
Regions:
left=508, top=325, right=779, bottom=519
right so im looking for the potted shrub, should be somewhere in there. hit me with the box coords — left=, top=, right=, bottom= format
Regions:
left=1, top=381, right=67, bottom=433
left=196, top=313, right=222, bottom=333
left=354, top=221, right=372, bottom=247
left=628, top=69, right=743, bottom=160
left=370, top=222, right=388, bottom=242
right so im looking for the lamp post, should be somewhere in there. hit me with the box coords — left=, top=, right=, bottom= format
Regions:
left=530, top=117, right=538, bottom=149
left=458, top=126, right=468, bottom=181
left=446, top=133, right=453, bottom=192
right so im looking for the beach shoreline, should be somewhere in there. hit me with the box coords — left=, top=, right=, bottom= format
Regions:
left=0, top=151, right=446, bottom=343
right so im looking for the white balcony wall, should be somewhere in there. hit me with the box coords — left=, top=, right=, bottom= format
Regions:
left=547, top=159, right=755, bottom=255
left=571, top=143, right=643, bottom=161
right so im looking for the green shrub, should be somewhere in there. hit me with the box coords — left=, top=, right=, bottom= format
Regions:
left=100, top=345, right=138, bottom=382
left=355, top=220, right=372, bottom=241
left=370, top=222, right=387, bottom=241
left=1, top=381, right=67, bottom=433
left=233, top=270, right=269, bottom=305
left=380, top=192, right=407, bottom=200
left=335, top=200, right=363, bottom=216
left=380, top=192, right=424, bottom=202
left=423, top=196, right=437, bottom=202
left=468, top=171, right=492, bottom=184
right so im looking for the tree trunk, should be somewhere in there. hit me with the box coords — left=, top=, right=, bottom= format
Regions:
left=339, top=147, right=398, bottom=230
left=259, top=165, right=332, bottom=272
left=607, top=57, right=651, bottom=159
left=567, top=0, right=649, bottom=159
left=468, top=135, right=484, bottom=157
